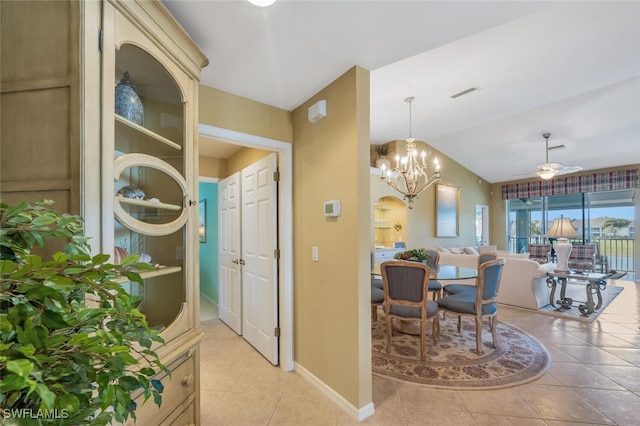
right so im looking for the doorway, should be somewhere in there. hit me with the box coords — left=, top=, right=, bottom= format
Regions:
left=198, top=124, right=293, bottom=371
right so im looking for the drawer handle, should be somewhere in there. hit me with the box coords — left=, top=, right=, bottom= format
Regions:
left=181, top=374, right=194, bottom=388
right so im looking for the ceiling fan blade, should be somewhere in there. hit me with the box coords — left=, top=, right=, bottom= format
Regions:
left=555, top=165, right=584, bottom=176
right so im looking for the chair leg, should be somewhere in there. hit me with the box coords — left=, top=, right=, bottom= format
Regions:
left=420, top=319, right=426, bottom=361
left=457, top=315, right=462, bottom=333
left=475, top=316, right=484, bottom=355
left=371, top=305, right=377, bottom=322
left=490, top=316, right=498, bottom=348
left=386, top=316, right=393, bottom=354
left=432, top=315, right=439, bottom=345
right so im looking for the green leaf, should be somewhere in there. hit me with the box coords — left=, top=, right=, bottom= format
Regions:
left=0, top=374, right=27, bottom=392
left=6, top=359, right=34, bottom=377
left=27, top=325, right=49, bottom=349
left=35, top=382, right=56, bottom=409
left=41, top=310, right=70, bottom=329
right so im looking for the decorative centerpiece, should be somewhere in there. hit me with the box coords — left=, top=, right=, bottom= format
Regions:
left=115, top=71, right=144, bottom=125
left=394, top=248, right=428, bottom=262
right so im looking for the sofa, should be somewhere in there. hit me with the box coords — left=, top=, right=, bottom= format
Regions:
left=438, top=251, right=556, bottom=310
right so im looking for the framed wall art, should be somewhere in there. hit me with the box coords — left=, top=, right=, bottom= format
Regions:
left=436, top=184, right=459, bottom=237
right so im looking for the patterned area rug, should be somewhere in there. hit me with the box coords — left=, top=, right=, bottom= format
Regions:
left=372, top=311, right=551, bottom=390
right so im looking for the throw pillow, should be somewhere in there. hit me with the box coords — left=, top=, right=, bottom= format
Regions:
left=464, top=246, right=480, bottom=255
left=436, top=247, right=451, bottom=253
left=478, top=245, right=497, bottom=254
left=448, top=247, right=464, bottom=254
left=499, top=252, right=530, bottom=259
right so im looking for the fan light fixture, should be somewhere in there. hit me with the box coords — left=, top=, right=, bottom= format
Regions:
left=248, top=0, right=276, bottom=6
left=536, top=132, right=583, bottom=180
left=379, top=97, right=442, bottom=209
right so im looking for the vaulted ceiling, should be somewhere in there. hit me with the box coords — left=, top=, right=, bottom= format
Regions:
left=164, top=0, right=640, bottom=183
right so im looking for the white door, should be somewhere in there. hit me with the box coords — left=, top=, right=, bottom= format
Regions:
left=241, top=153, right=279, bottom=364
left=218, top=172, right=242, bottom=334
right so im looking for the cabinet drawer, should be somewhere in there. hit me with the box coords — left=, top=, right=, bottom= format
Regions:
left=374, top=249, right=402, bottom=263
left=162, top=400, right=196, bottom=426
left=127, top=353, right=196, bottom=425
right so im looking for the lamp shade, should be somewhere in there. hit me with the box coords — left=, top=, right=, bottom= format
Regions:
left=544, top=215, right=579, bottom=239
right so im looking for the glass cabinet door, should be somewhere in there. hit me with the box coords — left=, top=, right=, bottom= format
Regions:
left=112, top=44, right=188, bottom=330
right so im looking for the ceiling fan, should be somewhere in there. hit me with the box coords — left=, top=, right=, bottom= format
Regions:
left=535, top=132, right=583, bottom=180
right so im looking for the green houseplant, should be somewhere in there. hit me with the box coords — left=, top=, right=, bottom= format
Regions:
left=0, top=200, right=167, bottom=425
left=394, top=248, right=429, bottom=262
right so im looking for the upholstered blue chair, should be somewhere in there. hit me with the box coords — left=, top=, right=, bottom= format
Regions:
left=381, top=260, right=439, bottom=361
left=436, top=258, right=505, bottom=355
left=424, top=249, right=443, bottom=300
left=442, top=252, right=498, bottom=297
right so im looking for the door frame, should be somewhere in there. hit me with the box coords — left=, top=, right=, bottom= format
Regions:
left=199, top=124, right=294, bottom=371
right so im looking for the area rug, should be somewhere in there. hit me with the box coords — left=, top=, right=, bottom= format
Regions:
left=372, top=312, right=551, bottom=390
left=537, top=283, right=624, bottom=323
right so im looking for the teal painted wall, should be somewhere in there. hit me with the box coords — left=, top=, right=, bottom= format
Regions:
left=199, top=182, right=218, bottom=303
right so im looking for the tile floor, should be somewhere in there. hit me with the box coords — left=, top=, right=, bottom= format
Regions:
left=198, top=278, right=639, bottom=425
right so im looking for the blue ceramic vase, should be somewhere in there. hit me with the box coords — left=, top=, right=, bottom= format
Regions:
left=115, top=71, right=143, bottom=125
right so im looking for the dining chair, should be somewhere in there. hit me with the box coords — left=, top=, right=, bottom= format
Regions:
left=436, top=258, right=505, bottom=355
left=442, top=252, right=498, bottom=297
left=424, top=249, right=443, bottom=300
left=381, top=260, right=439, bottom=361
left=371, top=276, right=384, bottom=321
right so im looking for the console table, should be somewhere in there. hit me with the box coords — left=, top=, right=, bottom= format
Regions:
left=546, top=270, right=624, bottom=316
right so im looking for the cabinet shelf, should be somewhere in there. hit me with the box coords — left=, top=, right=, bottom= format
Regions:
left=114, top=265, right=182, bottom=284
left=115, top=196, right=182, bottom=211
left=115, top=114, right=182, bottom=155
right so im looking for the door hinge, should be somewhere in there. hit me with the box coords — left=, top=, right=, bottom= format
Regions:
left=274, top=249, right=280, bottom=259
left=273, top=170, right=280, bottom=182
left=274, top=327, right=280, bottom=337
left=99, top=29, right=103, bottom=52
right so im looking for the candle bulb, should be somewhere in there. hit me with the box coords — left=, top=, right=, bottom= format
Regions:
left=395, top=154, right=400, bottom=169
left=421, top=151, right=426, bottom=166
left=434, top=158, right=440, bottom=172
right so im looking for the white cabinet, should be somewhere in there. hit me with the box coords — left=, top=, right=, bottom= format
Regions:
left=374, top=248, right=404, bottom=264
left=101, top=1, right=208, bottom=424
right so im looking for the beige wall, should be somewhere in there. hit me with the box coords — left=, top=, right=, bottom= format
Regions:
left=292, top=66, right=372, bottom=408
left=198, top=155, right=226, bottom=178
left=199, top=85, right=292, bottom=143
left=227, top=147, right=273, bottom=176
left=371, top=140, right=492, bottom=250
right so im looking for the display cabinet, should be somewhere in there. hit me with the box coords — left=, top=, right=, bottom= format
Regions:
left=101, top=1, right=208, bottom=424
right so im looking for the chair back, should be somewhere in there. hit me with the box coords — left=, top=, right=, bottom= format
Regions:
left=380, top=260, right=429, bottom=306
left=477, top=252, right=498, bottom=267
left=477, top=258, right=505, bottom=304
left=528, top=244, right=551, bottom=263
left=424, top=249, right=440, bottom=270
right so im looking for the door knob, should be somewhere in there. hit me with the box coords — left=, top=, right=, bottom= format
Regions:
left=232, top=259, right=239, bottom=264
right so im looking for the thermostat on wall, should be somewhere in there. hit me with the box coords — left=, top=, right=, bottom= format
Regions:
left=324, top=200, right=341, bottom=218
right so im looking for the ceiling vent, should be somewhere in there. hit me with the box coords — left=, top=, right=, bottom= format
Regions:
left=450, top=86, right=481, bottom=99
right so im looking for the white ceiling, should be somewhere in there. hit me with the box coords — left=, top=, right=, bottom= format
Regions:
left=164, top=0, right=640, bottom=183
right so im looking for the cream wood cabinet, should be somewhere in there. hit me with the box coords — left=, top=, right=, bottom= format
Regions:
left=100, top=1, right=208, bottom=425
left=2, top=1, right=207, bottom=423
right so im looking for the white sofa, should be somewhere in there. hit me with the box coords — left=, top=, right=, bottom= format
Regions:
left=438, top=252, right=556, bottom=310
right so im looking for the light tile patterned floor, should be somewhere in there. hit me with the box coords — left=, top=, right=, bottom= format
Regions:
left=199, top=278, right=639, bottom=425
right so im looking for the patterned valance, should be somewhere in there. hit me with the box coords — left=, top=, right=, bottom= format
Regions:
left=502, top=169, right=639, bottom=200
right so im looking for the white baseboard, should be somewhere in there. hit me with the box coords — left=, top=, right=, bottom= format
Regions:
left=294, top=362, right=375, bottom=422
left=200, top=293, right=218, bottom=309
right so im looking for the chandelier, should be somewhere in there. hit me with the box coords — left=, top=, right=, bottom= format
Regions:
left=380, top=97, right=442, bottom=209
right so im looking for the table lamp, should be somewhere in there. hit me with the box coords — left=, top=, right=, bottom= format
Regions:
left=544, top=215, right=580, bottom=272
